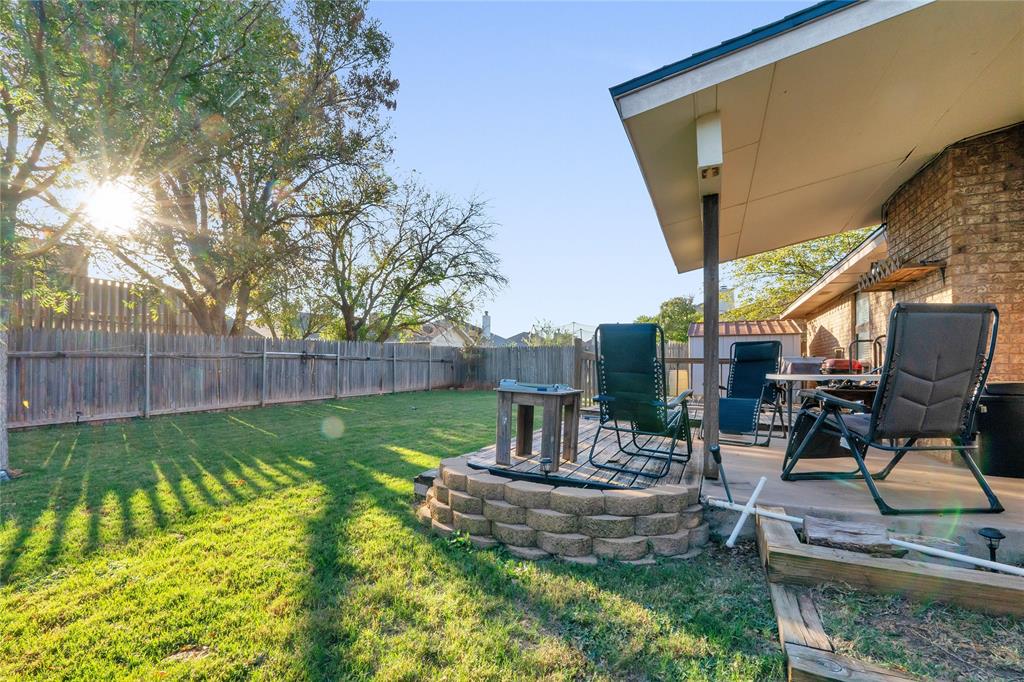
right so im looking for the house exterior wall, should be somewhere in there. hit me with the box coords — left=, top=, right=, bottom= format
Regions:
left=801, top=123, right=1024, bottom=379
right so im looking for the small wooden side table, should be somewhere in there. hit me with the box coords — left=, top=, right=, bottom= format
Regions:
left=496, top=387, right=582, bottom=473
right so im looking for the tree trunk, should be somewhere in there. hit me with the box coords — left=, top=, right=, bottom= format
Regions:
left=1, top=204, right=13, bottom=475
left=0, top=325, right=7, bottom=474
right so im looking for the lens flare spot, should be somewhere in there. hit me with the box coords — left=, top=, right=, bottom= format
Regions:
left=321, top=416, right=346, bottom=440
left=21, top=400, right=29, bottom=408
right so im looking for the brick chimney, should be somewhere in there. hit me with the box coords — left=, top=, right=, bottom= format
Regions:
left=482, top=311, right=492, bottom=342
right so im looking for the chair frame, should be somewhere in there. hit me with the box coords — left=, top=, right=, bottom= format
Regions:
left=781, top=305, right=1004, bottom=516
left=588, top=324, right=693, bottom=483
left=701, top=340, right=783, bottom=448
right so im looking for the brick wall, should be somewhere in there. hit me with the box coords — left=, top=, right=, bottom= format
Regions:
left=806, top=296, right=852, bottom=357
left=946, top=124, right=1024, bottom=381
left=802, top=123, right=1023, bottom=380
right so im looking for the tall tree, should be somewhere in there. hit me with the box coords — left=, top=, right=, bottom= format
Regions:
left=308, top=177, right=506, bottom=341
left=723, top=228, right=873, bottom=320
left=1, top=0, right=278, bottom=473
left=635, top=295, right=701, bottom=342
left=93, top=0, right=398, bottom=335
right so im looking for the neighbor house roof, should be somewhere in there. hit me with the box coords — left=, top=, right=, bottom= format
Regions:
left=611, top=0, right=1024, bottom=272
left=688, top=320, right=803, bottom=337
left=780, top=227, right=888, bottom=320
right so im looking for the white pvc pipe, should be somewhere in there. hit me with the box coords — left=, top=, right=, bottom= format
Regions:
left=708, top=498, right=804, bottom=524
left=725, top=476, right=767, bottom=548
left=890, top=538, right=1024, bottom=578
left=706, top=496, right=1024, bottom=577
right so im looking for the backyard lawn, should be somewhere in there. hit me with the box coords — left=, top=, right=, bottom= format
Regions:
left=3, top=391, right=1020, bottom=681
left=0, top=391, right=783, bottom=680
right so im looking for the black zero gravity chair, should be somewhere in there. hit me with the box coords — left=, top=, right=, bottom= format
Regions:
left=588, top=323, right=693, bottom=483
left=701, top=340, right=783, bottom=447
left=782, top=303, right=1004, bottom=516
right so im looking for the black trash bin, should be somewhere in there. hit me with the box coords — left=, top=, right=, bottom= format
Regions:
left=976, top=382, right=1024, bottom=478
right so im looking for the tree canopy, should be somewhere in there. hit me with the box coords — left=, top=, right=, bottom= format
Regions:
left=635, top=295, right=701, bottom=342
left=723, top=228, right=873, bottom=320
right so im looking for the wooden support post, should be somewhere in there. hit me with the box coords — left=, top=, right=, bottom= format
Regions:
left=702, top=192, right=721, bottom=479
left=392, top=344, right=397, bottom=394
left=427, top=344, right=432, bottom=391
left=572, top=337, right=583, bottom=389
left=335, top=341, right=341, bottom=398
left=260, top=338, right=268, bottom=406
left=496, top=390, right=513, bottom=465
left=143, top=330, right=151, bottom=418
left=516, top=404, right=534, bottom=457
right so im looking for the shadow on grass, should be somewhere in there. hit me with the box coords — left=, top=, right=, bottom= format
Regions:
left=2, top=391, right=781, bottom=679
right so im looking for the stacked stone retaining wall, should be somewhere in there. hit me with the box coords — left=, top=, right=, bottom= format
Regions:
left=416, top=458, right=709, bottom=563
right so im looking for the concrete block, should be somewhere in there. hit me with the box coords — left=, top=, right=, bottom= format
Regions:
left=452, top=511, right=491, bottom=536
left=649, top=484, right=690, bottom=512
left=441, top=464, right=471, bottom=492
left=503, top=480, right=552, bottom=508
left=526, top=508, right=578, bottom=533
left=603, top=489, right=657, bottom=516
left=416, top=504, right=432, bottom=528
left=549, top=487, right=605, bottom=515
left=635, top=512, right=679, bottom=536
left=431, top=519, right=455, bottom=538
left=434, top=484, right=450, bottom=505
left=470, top=535, right=499, bottom=550
left=679, top=504, right=704, bottom=529
left=492, top=522, right=537, bottom=547
left=648, top=529, right=690, bottom=556
left=465, top=472, right=507, bottom=500
left=448, top=490, right=484, bottom=515
left=505, top=545, right=550, bottom=561
left=536, top=532, right=592, bottom=557
left=690, top=522, right=710, bottom=547
left=483, top=499, right=526, bottom=525
left=428, top=498, right=452, bottom=525
left=671, top=547, right=704, bottom=560
left=578, top=514, right=634, bottom=538
left=593, top=535, right=649, bottom=561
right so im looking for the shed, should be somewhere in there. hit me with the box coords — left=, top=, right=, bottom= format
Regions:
left=687, top=320, right=803, bottom=395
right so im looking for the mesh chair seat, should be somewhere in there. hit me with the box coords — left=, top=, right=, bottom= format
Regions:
left=782, top=303, right=1003, bottom=516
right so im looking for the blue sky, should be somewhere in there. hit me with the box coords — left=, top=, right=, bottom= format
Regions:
left=368, top=1, right=814, bottom=337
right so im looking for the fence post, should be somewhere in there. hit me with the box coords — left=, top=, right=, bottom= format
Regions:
left=572, top=337, right=583, bottom=389
left=335, top=340, right=341, bottom=399
left=143, top=330, right=151, bottom=417
left=427, top=344, right=432, bottom=391
left=260, top=338, right=268, bottom=406
left=392, top=343, right=397, bottom=394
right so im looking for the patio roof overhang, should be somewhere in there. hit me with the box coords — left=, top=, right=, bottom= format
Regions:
left=611, top=0, right=1024, bottom=273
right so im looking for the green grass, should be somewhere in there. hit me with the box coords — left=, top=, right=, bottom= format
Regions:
left=0, top=391, right=784, bottom=681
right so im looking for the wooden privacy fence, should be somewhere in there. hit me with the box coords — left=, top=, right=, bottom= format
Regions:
left=6, top=328, right=730, bottom=428
left=13, top=274, right=211, bottom=335
left=6, top=328, right=459, bottom=428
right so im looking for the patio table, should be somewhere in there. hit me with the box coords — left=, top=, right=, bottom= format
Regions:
left=495, top=386, right=582, bottom=473
left=765, top=372, right=880, bottom=438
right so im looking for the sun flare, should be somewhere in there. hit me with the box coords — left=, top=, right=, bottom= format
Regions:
left=85, top=180, right=142, bottom=234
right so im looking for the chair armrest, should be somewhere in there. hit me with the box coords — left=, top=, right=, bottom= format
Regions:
left=812, top=390, right=870, bottom=413
left=667, top=389, right=693, bottom=409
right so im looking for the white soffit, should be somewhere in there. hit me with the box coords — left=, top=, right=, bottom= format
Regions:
left=615, top=0, right=1024, bottom=273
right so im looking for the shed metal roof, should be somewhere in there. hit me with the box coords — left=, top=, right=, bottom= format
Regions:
left=688, top=320, right=803, bottom=337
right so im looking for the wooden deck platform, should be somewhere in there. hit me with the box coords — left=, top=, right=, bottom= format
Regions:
left=466, top=416, right=701, bottom=489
